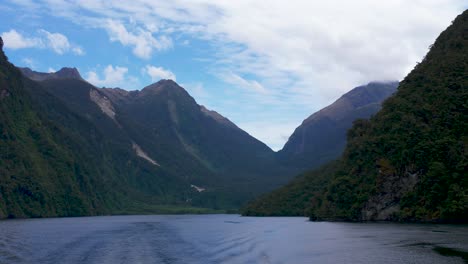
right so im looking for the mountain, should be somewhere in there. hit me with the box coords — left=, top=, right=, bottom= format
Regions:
left=278, top=81, right=398, bottom=170
left=0, top=35, right=297, bottom=218
left=38, top=77, right=291, bottom=208
left=243, top=10, right=468, bottom=223
left=0, top=39, right=126, bottom=218
left=20, top=67, right=84, bottom=82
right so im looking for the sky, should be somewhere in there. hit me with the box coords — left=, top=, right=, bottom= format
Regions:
left=1, top=1, right=466, bottom=150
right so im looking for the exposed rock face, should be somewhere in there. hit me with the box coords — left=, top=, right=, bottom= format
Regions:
left=0, top=37, right=3, bottom=50
left=99, top=88, right=130, bottom=105
left=132, top=142, right=160, bottom=166
left=190, top=184, right=206, bottom=192
left=361, top=161, right=420, bottom=220
left=89, top=89, right=116, bottom=121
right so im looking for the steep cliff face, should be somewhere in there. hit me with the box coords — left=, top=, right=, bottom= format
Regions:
left=360, top=161, right=420, bottom=220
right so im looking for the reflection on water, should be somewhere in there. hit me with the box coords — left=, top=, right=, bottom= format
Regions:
left=0, top=215, right=467, bottom=264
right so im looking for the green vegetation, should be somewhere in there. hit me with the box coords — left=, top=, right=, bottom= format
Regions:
left=0, top=34, right=294, bottom=219
left=0, top=48, right=110, bottom=218
left=242, top=161, right=338, bottom=216
left=243, top=10, right=468, bottom=223
left=0, top=42, right=214, bottom=218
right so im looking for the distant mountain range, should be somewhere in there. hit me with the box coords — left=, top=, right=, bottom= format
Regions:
left=1, top=20, right=436, bottom=219
left=278, top=81, right=398, bottom=170
left=243, top=10, right=468, bottom=223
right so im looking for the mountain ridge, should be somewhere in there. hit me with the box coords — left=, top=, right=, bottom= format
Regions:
left=243, top=10, right=468, bottom=222
left=277, top=81, right=398, bottom=170
left=17, top=64, right=291, bottom=211
left=20, top=67, right=84, bottom=82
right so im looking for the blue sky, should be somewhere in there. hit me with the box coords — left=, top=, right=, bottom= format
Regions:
left=1, top=1, right=466, bottom=150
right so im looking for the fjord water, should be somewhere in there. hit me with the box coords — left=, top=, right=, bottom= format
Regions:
left=0, top=215, right=467, bottom=264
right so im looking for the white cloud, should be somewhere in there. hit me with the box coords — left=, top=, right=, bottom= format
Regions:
left=237, top=120, right=300, bottom=151
left=38, top=29, right=70, bottom=55
left=181, top=82, right=211, bottom=106
left=38, top=29, right=85, bottom=55
left=5, top=0, right=466, bottom=148
left=144, top=65, right=176, bottom=81
left=21, top=57, right=37, bottom=68
left=72, top=46, right=85, bottom=55
left=105, top=19, right=172, bottom=59
left=29, top=1, right=464, bottom=101
left=86, top=65, right=135, bottom=88
left=1, top=29, right=84, bottom=55
left=1, top=29, right=41, bottom=49
left=219, top=71, right=268, bottom=94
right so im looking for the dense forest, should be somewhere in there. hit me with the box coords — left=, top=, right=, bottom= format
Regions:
left=0, top=42, right=212, bottom=218
left=243, top=10, right=468, bottom=223
left=1, top=9, right=466, bottom=222
left=0, top=34, right=295, bottom=218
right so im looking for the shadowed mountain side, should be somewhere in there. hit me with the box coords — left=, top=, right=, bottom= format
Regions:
left=18, top=65, right=296, bottom=211
left=278, top=81, right=398, bottom=170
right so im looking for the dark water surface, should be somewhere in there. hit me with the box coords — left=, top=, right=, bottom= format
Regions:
left=0, top=214, right=467, bottom=263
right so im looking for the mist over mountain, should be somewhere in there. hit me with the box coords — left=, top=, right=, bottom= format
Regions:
left=243, top=10, right=468, bottom=223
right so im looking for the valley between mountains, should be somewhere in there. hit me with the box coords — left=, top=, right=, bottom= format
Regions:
left=0, top=10, right=466, bottom=223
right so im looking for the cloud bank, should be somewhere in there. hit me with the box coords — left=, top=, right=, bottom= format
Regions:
left=1, top=29, right=84, bottom=55
left=5, top=0, right=466, bottom=149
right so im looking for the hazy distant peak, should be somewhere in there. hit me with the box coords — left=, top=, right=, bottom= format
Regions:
left=303, top=81, right=398, bottom=124
left=20, top=67, right=84, bottom=82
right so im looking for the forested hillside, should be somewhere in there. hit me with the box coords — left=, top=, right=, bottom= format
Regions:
left=0, top=35, right=296, bottom=218
left=243, top=10, right=468, bottom=223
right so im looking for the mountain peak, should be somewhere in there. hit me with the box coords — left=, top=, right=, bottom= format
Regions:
left=143, top=79, right=179, bottom=90
left=20, top=67, right=84, bottom=82
left=140, top=79, right=186, bottom=97
left=0, top=37, right=3, bottom=51
left=55, top=67, right=83, bottom=80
